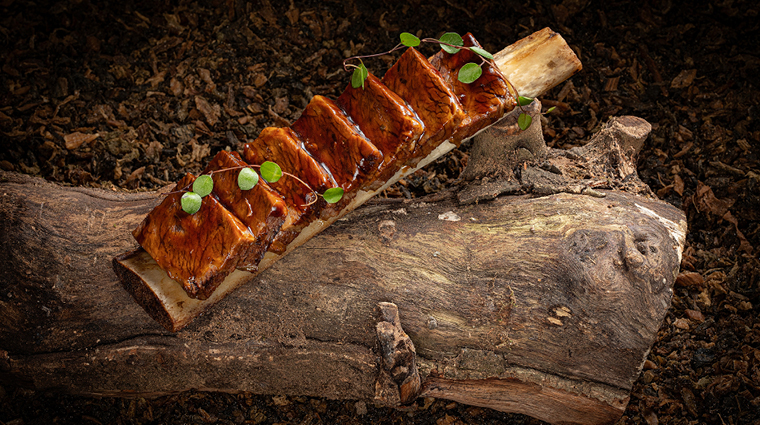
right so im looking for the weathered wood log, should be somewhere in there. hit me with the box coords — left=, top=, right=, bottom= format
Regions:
left=0, top=28, right=685, bottom=425
left=114, top=27, right=583, bottom=333
left=0, top=123, right=686, bottom=424
left=458, top=107, right=655, bottom=204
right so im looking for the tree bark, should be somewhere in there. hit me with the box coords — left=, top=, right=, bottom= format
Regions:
left=0, top=28, right=684, bottom=425
left=0, top=147, right=685, bottom=424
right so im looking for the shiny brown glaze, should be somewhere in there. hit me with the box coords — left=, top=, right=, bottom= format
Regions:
left=336, top=72, right=425, bottom=186
left=382, top=47, right=466, bottom=163
left=133, top=35, right=514, bottom=298
left=132, top=173, right=255, bottom=299
left=291, top=95, right=383, bottom=193
left=242, top=127, right=336, bottom=253
left=202, top=151, right=287, bottom=271
left=428, top=33, right=516, bottom=140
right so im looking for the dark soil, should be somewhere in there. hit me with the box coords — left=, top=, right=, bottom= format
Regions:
left=1, top=0, right=759, bottom=424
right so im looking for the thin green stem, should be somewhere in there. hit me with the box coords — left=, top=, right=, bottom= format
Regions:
left=343, top=43, right=405, bottom=72
left=503, top=77, right=527, bottom=115
left=162, top=164, right=321, bottom=206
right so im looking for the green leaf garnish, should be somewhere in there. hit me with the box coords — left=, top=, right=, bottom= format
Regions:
left=458, top=63, right=482, bottom=84
left=351, top=62, right=369, bottom=89
left=322, top=187, right=344, bottom=204
left=517, top=96, right=533, bottom=106
left=260, top=161, right=283, bottom=183
left=193, top=175, right=213, bottom=197
left=469, top=46, right=493, bottom=60
left=351, top=68, right=363, bottom=89
left=518, top=113, right=532, bottom=130
left=400, top=32, right=420, bottom=47
left=361, top=63, right=368, bottom=83
left=238, top=167, right=259, bottom=191
left=439, top=32, right=463, bottom=54
left=181, top=191, right=202, bottom=214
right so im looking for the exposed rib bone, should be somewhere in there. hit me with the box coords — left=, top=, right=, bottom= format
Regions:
left=114, top=28, right=582, bottom=332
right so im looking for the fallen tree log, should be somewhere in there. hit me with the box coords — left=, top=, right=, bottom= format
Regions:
left=0, top=111, right=686, bottom=423
left=0, top=31, right=686, bottom=425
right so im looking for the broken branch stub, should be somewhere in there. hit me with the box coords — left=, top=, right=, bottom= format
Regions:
left=375, top=302, right=421, bottom=406
left=462, top=99, right=546, bottom=181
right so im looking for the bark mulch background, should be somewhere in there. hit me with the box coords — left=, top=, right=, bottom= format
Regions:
left=1, top=0, right=758, bottom=423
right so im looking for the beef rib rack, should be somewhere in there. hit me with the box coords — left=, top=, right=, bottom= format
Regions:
left=114, top=29, right=582, bottom=331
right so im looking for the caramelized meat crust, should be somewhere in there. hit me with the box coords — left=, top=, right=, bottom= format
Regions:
left=428, top=33, right=516, bottom=140
left=132, top=173, right=256, bottom=299
left=336, top=73, right=425, bottom=184
left=292, top=95, right=384, bottom=193
left=132, top=34, right=515, bottom=299
left=202, top=151, right=287, bottom=271
left=382, top=47, right=466, bottom=162
left=242, top=127, right=337, bottom=252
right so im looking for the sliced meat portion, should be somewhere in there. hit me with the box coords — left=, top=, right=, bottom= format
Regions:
left=242, top=127, right=336, bottom=253
left=428, top=33, right=516, bottom=140
left=382, top=47, right=466, bottom=164
left=291, top=95, right=383, bottom=193
left=202, top=150, right=288, bottom=271
left=131, top=40, right=509, bottom=301
left=336, top=72, right=425, bottom=186
left=132, top=173, right=255, bottom=299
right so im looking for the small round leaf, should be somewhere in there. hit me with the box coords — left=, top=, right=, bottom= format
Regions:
left=469, top=46, right=493, bottom=60
left=458, top=63, right=482, bottom=84
left=351, top=67, right=363, bottom=89
left=518, top=113, right=533, bottom=131
left=193, top=175, right=214, bottom=197
left=238, top=167, right=259, bottom=190
left=181, top=192, right=202, bottom=215
left=400, top=32, right=420, bottom=47
left=260, top=161, right=282, bottom=183
left=322, top=187, right=344, bottom=204
left=517, top=96, right=533, bottom=106
left=439, top=32, right=463, bottom=54
left=351, top=62, right=369, bottom=89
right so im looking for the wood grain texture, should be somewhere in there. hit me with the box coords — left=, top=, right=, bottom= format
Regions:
left=0, top=168, right=685, bottom=424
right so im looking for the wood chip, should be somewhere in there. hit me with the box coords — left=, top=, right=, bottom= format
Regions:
left=670, top=69, right=697, bottom=89
left=675, top=271, right=704, bottom=288
left=673, top=318, right=690, bottom=330
left=604, top=76, right=620, bottom=92
left=64, top=132, right=99, bottom=150
left=685, top=309, right=704, bottom=322
left=194, top=95, right=220, bottom=126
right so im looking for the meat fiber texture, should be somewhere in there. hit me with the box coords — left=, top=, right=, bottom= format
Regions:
left=131, top=36, right=515, bottom=300
left=132, top=173, right=258, bottom=299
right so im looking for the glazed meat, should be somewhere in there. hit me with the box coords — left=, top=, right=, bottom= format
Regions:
left=242, top=127, right=337, bottom=253
left=132, top=173, right=256, bottom=299
left=129, top=35, right=514, bottom=301
left=336, top=72, right=425, bottom=186
left=292, top=95, right=384, bottom=193
left=428, top=33, right=517, bottom=140
left=202, top=151, right=288, bottom=271
left=382, top=47, right=466, bottom=163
